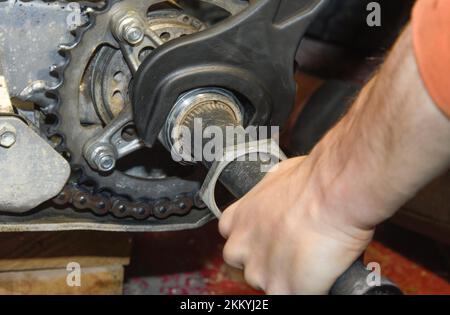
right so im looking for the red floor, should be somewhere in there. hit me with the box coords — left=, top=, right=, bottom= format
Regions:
left=124, top=221, right=450, bottom=295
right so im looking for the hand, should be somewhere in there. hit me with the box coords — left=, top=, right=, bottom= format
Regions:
left=219, top=24, right=450, bottom=294
left=218, top=157, right=374, bottom=294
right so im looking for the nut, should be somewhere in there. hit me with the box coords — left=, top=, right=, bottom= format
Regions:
left=90, top=145, right=116, bottom=172
left=113, top=12, right=145, bottom=45
left=97, top=154, right=115, bottom=171
left=0, top=124, right=16, bottom=148
left=124, top=25, right=144, bottom=45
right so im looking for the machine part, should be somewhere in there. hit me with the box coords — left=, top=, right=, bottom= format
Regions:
left=0, top=1, right=325, bottom=230
left=199, top=139, right=286, bottom=218
left=88, top=8, right=206, bottom=124
left=0, top=0, right=88, bottom=104
left=91, top=145, right=116, bottom=172
left=52, top=0, right=204, bottom=217
left=133, top=0, right=328, bottom=147
left=163, top=85, right=281, bottom=198
left=82, top=8, right=206, bottom=171
left=0, top=206, right=214, bottom=232
left=0, top=76, right=16, bottom=148
left=0, top=116, right=70, bottom=212
left=88, top=45, right=133, bottom=124
left=83, top=106, right=144, bottom=172
left=42, top=0, right=248, bottom=223
left=0, top=76, right=13, bottom=114
left=195, top=135, right=399, bottom=295
left=160, top=84, right=401, bottom=295
left=330, top=260, right=403, bottom=295
left=114, top=11, right=146, bottom=45
left=49, top=0, right=201, bottom=220
left=0, top=75, right=70, bottom=212
left=0, top=123, right=16, bottom=148
left=110, top=9, right=158, bottom=72
left=53, top=184, right=196, bottom=220
left=162, top=87, right=244, bottom=160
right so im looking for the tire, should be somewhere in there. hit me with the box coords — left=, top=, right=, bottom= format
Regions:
left=306, top=0, right=415, bottom=54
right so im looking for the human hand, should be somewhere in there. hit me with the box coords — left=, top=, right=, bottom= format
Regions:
left=218, top=157, right=374, bottom=294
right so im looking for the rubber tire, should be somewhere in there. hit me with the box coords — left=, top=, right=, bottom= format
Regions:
left=306, top=0, right=415, bottom=54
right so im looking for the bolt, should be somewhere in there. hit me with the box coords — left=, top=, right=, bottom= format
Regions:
left=99, top=154, right=115, bottom=170
left=91, top=146, right=116, bottom=172
left=123, top=25, right=144, bottom=45
left=0, top=128, right=16, bottom=148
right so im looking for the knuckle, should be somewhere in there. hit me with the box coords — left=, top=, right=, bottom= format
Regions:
left=265, top=279, right=289, bottom=295
left=218, top=215, right=231, bottom=239
left=222, top=240, right=243, bottom=269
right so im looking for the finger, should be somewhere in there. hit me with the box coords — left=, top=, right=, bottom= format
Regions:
left=265, top=280, right=291, bottom=295
left=243, top=263, right=264, bottom=291
left=218, top=199, right=240, bottom=239
left=222, top=234, right=246, bottom=269
left=264, top=242, right=293, bottom=295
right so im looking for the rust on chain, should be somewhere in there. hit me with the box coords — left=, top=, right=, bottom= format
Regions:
left=53, top=185, right=195, bottom=220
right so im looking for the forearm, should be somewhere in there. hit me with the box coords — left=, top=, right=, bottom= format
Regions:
left=307, top=25, right=450, bottom=230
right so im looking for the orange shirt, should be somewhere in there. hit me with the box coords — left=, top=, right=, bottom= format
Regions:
left=412, top=0, right=450, bottom=118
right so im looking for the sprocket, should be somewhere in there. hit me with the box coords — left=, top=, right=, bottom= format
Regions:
left=46, top=0, right=249, bottom=220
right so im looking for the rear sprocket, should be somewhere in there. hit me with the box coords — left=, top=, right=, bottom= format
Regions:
left=46, top=0, right=249, bottom=220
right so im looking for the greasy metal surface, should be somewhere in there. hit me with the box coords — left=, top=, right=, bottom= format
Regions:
left=0, top=76, right=12, bottom=113
left=0, top=0, right=246, bottom=231
left=48, top=0, right=238, bottom=224
left=200, top=139, right=286, bottom=218
left=0, top=207, right=215, bottom=232
left=82, top=106, right=143, bottom=172
left=133, top=0, right=328, bottom=147
left=0, top=116, right=70, bottom=212
left=54, top=0, right=216, bottom=207
left=54, top=183, right=196, bottom=220
left=83, top=10, right=204, bottom=171
left=0, top=0, right=87, bottom=102
left=41, top=0, right=201, bottom=225
left=162, top=88, right=243, bottom=157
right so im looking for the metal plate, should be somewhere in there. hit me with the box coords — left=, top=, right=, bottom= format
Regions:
left=0, top=116, right=70, bottom=212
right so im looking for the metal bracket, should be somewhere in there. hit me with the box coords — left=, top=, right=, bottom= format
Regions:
left=83, top=106, right=144, bottom=172
left=0, top=77, right=70, bottom=213
left=133, top=0, right=329, bottom=147
left=199, top=139, right=286, bottom=218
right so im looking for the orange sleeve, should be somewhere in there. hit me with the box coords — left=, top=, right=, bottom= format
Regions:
left=412, top=0, right=450, bottom=118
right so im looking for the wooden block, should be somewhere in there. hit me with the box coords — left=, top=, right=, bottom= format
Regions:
left=0, top=231, right=132, bottom=272
left=0, top=265, right=123, bottom=295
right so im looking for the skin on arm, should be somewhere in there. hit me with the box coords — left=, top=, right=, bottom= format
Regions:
left=218, top=24, right=450, bottom=294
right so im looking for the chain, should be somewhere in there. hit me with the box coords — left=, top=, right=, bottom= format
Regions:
left=53, top=184, right=198, bottom=220
left=44, top=0, right=204, bottom=220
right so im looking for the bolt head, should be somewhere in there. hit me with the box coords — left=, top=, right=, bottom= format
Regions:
left=0, top=131, right=16, bottom=148
left=98, top=154, right=115, bottom=172
left=91, top=146, right=116, bottom=172
left=124, top=25, right=144, bottom=44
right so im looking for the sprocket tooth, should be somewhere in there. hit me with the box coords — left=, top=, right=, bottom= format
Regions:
left=58, top=42, right=78, bottom=51
left=43, top=0, right=246, bottom=221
